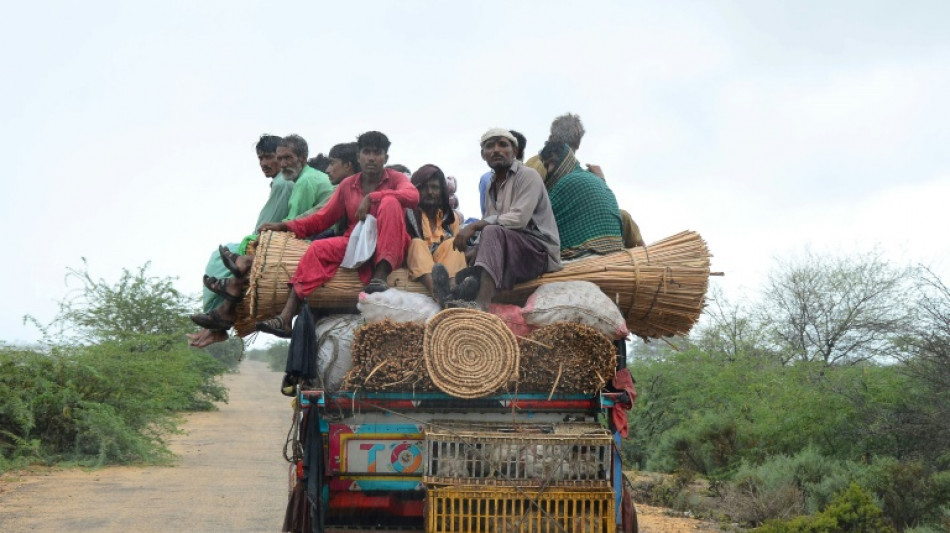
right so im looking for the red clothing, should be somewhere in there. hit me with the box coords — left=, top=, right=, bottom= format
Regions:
left=286, top=168, right=419, bottom=239
left=611, top=368, right=637, bottom=439
left=285, top=169, right=419, bottom=298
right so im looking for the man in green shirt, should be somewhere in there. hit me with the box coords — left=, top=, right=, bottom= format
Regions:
left=188, top=135, right=333, bottom=347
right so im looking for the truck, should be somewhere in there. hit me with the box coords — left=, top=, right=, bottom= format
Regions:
left=285, top=338, right=637, bottom=533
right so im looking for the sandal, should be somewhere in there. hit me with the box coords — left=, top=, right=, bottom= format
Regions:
left=431, top=264, right=451, bottom=305
left=452, top=275, right=480, bottom=302
left=364, top=277, right=389, bottom=294
left=203, top=275, right=243, bottom=303
left=190, top=309, right=234, bottom=330
left=218, top=245, right=247, bottom=278
left=256, top=316, right=292, bottom=338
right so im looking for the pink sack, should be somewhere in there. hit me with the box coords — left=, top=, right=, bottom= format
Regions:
left=488, top=303, right=536, bottom=338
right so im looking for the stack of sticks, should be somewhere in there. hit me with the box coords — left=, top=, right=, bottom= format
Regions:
left=341, top=320, right=436, bottom=392
left=518, top=323, right=617, bottom=395
left=233, top=230, right=712, bottom=340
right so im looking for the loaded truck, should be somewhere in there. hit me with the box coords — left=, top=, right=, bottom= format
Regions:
left=285, top=338, right=637, bottom=533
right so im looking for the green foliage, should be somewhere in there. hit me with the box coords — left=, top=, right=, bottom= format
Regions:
left=202, top=336, right=245, bottom=372
left=760, top=250, right=913, bottom=365
left=0, top=340, right=227, bottom=470
left=30, top=259, right=194, bottom=345
left=755, top=483, right=895, bottom=533
left=3, top=262, right=230, bottom=471
left=263, top=341, right=290, bottom=372
left=860, top=458, right=950, bottom=530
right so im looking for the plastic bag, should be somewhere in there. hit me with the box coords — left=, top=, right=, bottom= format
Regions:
left=357, top=288, right=441, bottom=324
left=522, top=281, right=630, bottom=339
left=315, top=314, right=364, bottom=391
left=341, top=214, right=377, bottom=268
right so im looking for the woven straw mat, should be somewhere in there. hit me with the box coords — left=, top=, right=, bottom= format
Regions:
left=423, top=308, right=519, bottom=399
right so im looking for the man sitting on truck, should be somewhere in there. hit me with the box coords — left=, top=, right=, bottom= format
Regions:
left=253, top=131, right=419, bottom=338
left=539, top=140, right=624, bottom=259
left=526, top=113, right=645, bottom=248
left=451, top=128, right=561, bottom=311
left=189, top=134, right=335, bottom=336
left=404, top=164, right=468, bottom=305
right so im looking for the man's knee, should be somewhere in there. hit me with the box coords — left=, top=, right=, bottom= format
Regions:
left=378, top=196, right=401, bottom=213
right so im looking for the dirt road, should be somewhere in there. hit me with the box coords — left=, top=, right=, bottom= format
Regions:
left=0, top=360, right=292, bottom=533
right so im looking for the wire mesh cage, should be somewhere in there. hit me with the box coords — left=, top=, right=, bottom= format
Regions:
left=426, top=485, right=615, bottom=533
left=424, top=422, right=613, bottom=487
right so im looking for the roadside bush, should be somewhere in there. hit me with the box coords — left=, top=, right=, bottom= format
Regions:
left=264, top=341, right=290, bottom=372
left=202, top=336, right=245, bottom=372
left=648, top=411, right=741, bottom=476
left=860, top=458, right=950, bottom=530
left=755, top=483, right=895, bottom=533
left=3, top=262, right=231, bottom=471
left=719, top=448, right=870, bottom=525
left=0, top=340, right=228, bottom=470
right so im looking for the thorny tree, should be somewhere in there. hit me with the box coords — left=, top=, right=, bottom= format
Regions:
left=758, top=250, right=914, bottom=365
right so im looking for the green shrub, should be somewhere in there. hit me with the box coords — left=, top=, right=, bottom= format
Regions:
left=860, top=458, right=950, bottom=530
left=755, top=483, right=895, bottom=533
left=265, top=341, right=290, bottom=372
left=0, top=338, right=228, bottom=470
left=202, top=336, right=245, bottom=372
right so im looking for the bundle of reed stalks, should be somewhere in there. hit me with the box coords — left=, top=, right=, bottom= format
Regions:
left=233, top=230, right=712, bottom=340
left=517, top=323, right=617, bottom=395
left=341, top=320, right=435, bottom=392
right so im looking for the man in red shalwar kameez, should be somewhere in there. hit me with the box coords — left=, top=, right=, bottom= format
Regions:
left=255, top=131, right=419, bottom=337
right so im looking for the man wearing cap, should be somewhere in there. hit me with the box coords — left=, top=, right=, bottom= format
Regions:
left=452, top=129, right=561, bottom=311
left=404, top=164, right=468, bottom=304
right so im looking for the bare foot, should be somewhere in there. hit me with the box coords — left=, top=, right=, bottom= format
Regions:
left=186, top=329, right=229, bottom=348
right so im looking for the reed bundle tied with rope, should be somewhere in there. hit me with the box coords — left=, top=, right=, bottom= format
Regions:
left=518, top=323, right=617, bottom=395
left=341, top=319, right=435, bottom=392
left=233, top=229, right=712, bottom=339
left=424, top=308, right=520, bottom=399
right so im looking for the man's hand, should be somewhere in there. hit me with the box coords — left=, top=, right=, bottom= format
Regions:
left=453, top=220, right=488, bottom=252
left=453, top=225, right=476, bottom=253
left=586, top=164, right=605, bottom=180
left=355, top=196, right=372, bottom=222
left=258, top=222, right=289, bottom=233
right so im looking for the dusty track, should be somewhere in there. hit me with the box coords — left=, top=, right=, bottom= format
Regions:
left=0, top=360, right=292, bottom=533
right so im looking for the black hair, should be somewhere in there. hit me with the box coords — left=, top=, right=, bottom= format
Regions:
left=255, top=134, right=282, bottom=154
left=414, top=165, right=455, bottom=226
left=510, top=130, right=527, bottom=160
left=328, top=142, right=360, bottom=172
left=386, top=164, right=411, bottom=174
left=279, top=134, right=309, bottom=160
left=356, top=131, right=391, bottom=153
left=308, top=154, right=331, bottom=172
left=540, top=140, right=571, bottom=164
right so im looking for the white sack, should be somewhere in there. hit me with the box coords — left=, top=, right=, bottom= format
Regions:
left=357, top=288, right=441, bottom=324
left=315, top=314, right=364, bottom=391
left=522, top=281, right=630, bottom=339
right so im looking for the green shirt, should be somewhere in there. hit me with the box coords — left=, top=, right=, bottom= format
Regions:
left=285, top=166, right=334, bottom=221
left=253, top=175, right=295, bottom=232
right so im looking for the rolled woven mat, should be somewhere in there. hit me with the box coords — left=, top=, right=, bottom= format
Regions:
left=423, top=308, right=519, bottom=399
left=518, top=323, right=617, bottom=395
left=234, top=230, right=712, bottom=339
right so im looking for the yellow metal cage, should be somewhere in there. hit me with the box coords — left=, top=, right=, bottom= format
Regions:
left=425, top=485, right=616, bottom=533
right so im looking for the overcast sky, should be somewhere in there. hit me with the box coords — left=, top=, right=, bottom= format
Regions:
left=2, top=1, right=948, bottom=346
